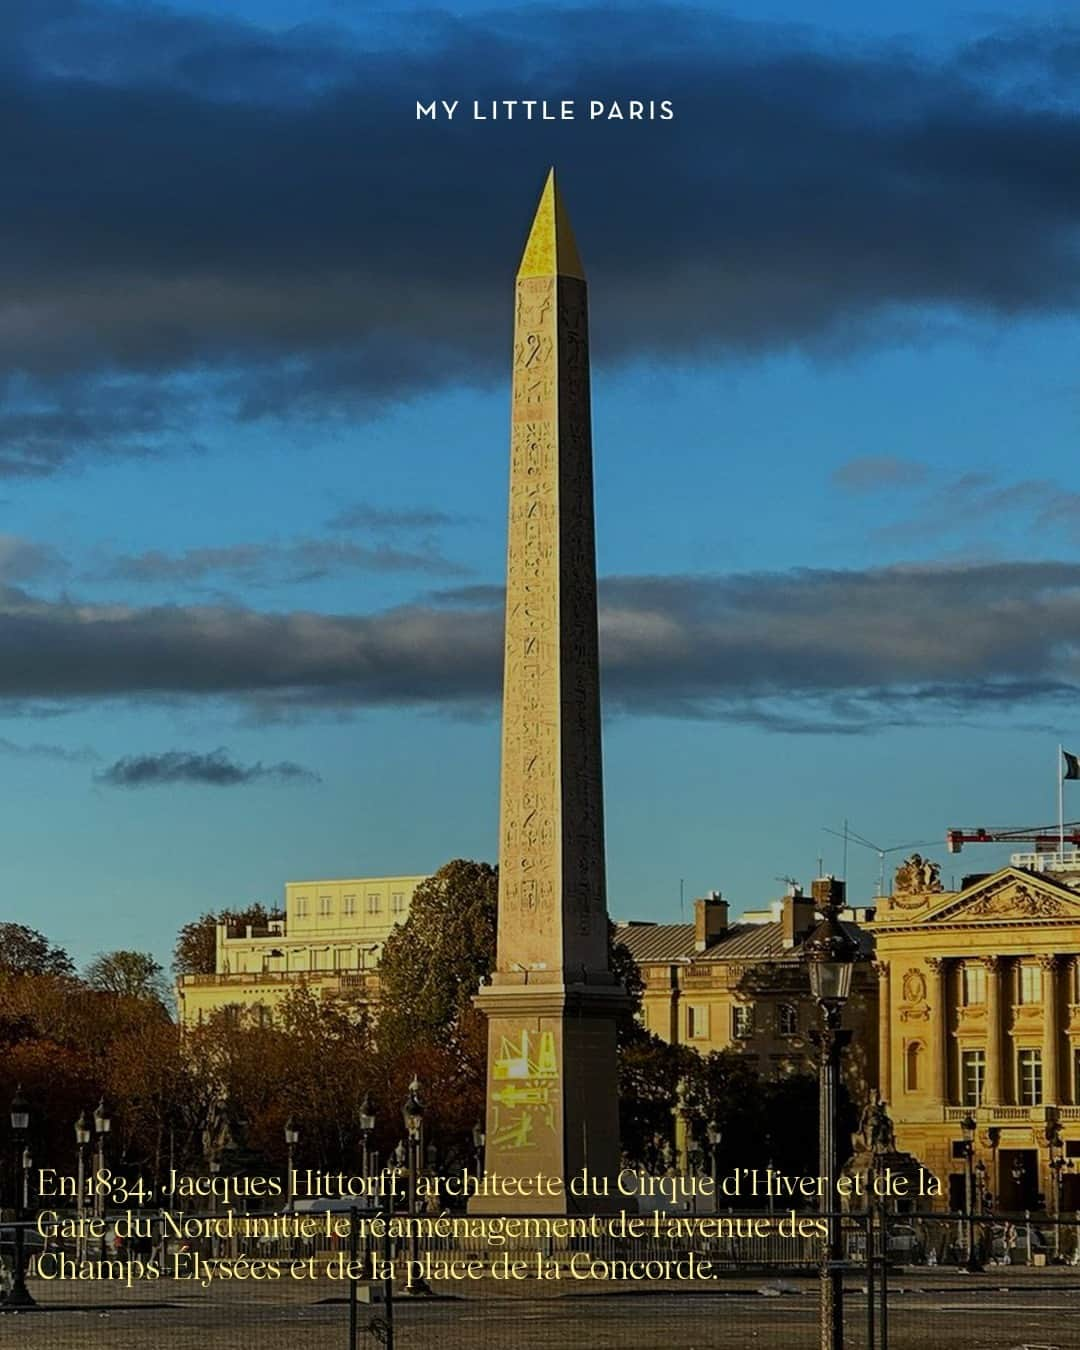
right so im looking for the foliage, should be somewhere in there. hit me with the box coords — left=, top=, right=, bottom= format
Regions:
left=85, top=950, right=169, bottom=1002
left=0, top=923, right=74, bottom=977
left=173, top=903, right=281, bottom=975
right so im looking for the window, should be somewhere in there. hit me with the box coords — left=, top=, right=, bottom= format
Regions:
left=962, top=963, right=986, bottom=1006
left=1018, top=1048, right=1043, bottom=1105
left=319, top=895, right=333, bottom=917
left=343, top=895, right=356, bottom=916
left=686, top=1004, right=709, bottom=1040
left=732, top=1005, right=753, bottom=1039
left=296, top=897, right=308, bottom=917
left=961, top=1049, right=985, bottom=1106
left=392, top=892, right=406, bottom=915
left=777, top=1003, right=798, bottom=1036
left=905, top=1042, right=921, bottom=1092
left=1018, top=964, right=1042, bottom=1005
left=367, top=893, right=382, bottom=915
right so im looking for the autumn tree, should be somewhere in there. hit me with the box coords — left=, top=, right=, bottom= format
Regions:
left=173, top=903, right=281, bottom=975
left=85, top=950, right=169, bottom=1002
left=0, top=923, right=74, bottom=977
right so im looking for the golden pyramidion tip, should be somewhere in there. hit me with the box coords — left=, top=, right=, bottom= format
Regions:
left=516, top=168, right=585, bottom=281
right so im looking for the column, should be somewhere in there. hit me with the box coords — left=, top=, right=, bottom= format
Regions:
left=1041, top=955, right=1060, bottom=1105
left=873, top=960, right=891, bottom=1102
left=927, top=957, right=948, bottom=1105
left=984, top=955, right=1003, bottom=1107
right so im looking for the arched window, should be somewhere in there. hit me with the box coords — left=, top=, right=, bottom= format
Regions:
left=777, top=1003, right=798, bottom=1036
left=905, top=1042, right=921, bottom=1092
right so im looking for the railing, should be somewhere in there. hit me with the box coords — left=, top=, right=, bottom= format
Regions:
left=179, top=971, right=377, bottom=988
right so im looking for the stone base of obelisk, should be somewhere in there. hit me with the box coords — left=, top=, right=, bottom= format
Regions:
left=469, top=981, right=627, bottom=1215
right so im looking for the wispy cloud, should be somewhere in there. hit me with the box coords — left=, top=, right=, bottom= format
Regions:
left=326, top=503, right=467, bottom=532
left=95, top=748, right=320, bottom=788
left=0, top=736, right=98, bottom=763
left=101, top=537, right=469, bottom=585
left=831, top=456, right=928, bottom=493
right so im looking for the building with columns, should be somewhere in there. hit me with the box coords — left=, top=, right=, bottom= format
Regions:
left=869, top=855, right=1080, bottom=1213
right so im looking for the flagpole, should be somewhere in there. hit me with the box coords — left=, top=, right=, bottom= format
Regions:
left=1059, top=743, right=1065, bottom=859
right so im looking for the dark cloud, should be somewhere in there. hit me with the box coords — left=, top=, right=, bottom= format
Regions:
left=831, top=456, right=928, bottom=493
left=95, top=748, right=320, bottom=788
left=5, top=560, right=1080, bottom=729
left=101, top=537, right=468, bottom=584
left=0, top=374, right=195, bottom=477
left=3, top=4, right=1080, bottom=460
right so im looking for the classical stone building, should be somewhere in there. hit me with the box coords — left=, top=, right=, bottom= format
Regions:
left=177, top=873, right=427, bottom=1027
left=616, top=880, right=879, bottom=1103
left=869, top=855, right=1080, bottom=1213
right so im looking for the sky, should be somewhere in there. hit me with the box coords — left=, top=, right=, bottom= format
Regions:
left=5, top=0, right=1080, bottom=968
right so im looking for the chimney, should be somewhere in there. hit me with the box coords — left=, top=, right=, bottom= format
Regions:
left=811, top=876, right=846, bottom=913
left=694, top=890, right=728, bottom=952
left=782, top=890, right=817, bottom=948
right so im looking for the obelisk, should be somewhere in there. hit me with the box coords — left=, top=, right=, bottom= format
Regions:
left=471, top=170, right=625, bottom=1215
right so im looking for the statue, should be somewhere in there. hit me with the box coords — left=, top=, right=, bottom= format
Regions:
left=894, top=853, right=942, bottom=897
left=858, top=1091, right=896, bottom=1155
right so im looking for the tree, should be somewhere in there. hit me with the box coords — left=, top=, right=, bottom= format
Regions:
left=0, top=923, right=74, bottom=977
left=173, top=903, right=280, bottom=975
left=377, top=859, right=499, bottom=1040
left=85, top=950, right=169, bottom=1002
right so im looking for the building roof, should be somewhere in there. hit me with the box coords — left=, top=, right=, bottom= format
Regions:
left=615, top=919, right=873, bottom=965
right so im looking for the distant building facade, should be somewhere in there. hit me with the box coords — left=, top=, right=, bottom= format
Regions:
left=617, top=879, right=879, bottom=1102
left=177, top=873, right=427, bottom=1027
left=869, top=854, right=1080, bottom=1213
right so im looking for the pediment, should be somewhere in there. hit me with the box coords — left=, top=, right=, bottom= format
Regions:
left=921, top=868, right=1080, bottom=925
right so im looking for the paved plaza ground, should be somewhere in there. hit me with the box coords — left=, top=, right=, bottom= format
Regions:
left=2, top=1270, right=1079, bottom=1350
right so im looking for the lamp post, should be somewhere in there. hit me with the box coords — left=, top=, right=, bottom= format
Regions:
left=803, top=880, right=858, bottom=1350
left=1048, top=1125, right=1074, bottom=1262
left=359, top=1096, right=376, bottom=1183
left=707, top=1121, right=722, bottom=1202
left=958, top=1112, right=982, bottom=1271
left=472, top=1120, right=486, bottom=1175
left=20, top=1148, right=31, bottom=1214
left=284, top=1117, right=299, bottom=1210
left=74, top=1112, right=91, bottom=1262
left=975, top=1160, right=988, bottom=1216
left=92, top=1098, right=111, bottom=1263
left=6, top=1086, right=35, bottom=1308
left=402, top=1077, right=430, bottom=1294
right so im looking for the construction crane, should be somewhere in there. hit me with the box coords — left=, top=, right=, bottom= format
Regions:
left=945, top=823, right=1080, bottom=853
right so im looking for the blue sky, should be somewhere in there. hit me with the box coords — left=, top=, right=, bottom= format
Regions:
left=5, top=0, right=1080, bottom=968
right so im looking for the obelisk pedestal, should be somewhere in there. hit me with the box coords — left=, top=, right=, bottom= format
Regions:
left=471, top=170, right=626, bottom=1215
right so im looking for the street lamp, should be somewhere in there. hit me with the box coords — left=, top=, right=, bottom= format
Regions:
left=802, top=879, right=859, bottom=1350
left=74, top=1111, right=91, bottom=1261
left=1048, top=1125, right=1075, bottom=1262
left=959, top=1112, right=982, bottom=1272
left=284, top=1116, right=299, bottom=1209
left=92, top=1098, right=111, bottom=1263
left=358, top=1095, right=376, bottom=1181
left=707, top=1120, right=722, bottom=1196
left=401, top=1078, right=430, bottom=1294
left=5, top=1086, right=36, bottom=1308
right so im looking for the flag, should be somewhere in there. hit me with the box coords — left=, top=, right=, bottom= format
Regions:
left=1064, top=750, right=1080, bottom=780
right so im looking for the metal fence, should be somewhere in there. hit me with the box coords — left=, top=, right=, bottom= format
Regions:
left=3, top=1209, right=1080, bottom=1348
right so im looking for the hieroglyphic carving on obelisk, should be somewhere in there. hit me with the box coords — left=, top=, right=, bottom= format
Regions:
left=471, top=169, right=625, bottom=1214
